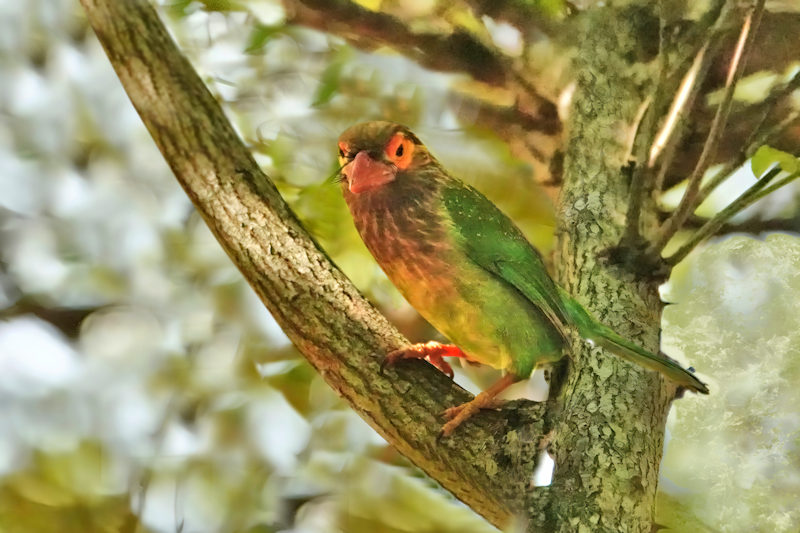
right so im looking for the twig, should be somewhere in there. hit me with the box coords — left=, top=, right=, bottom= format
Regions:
left=693, top=70, right=800, bottom=206
left=650, top=37, right=728, bottom=198
left=733, top=69, right=800, bottom=140
left=647, top=7, right=737, bottom=190
left=649, top=0, right=765, bottom=257
left=647, top=16, right=736, bottom=189
left=680, top=0, right=727, bottom=55
left=124, top=394, right=180, bottom=533
left=648, top=42, right=710, bottom=167
left=677, top=213, right=800, bottom=236
left=665, top=166, right=799, bottom=265
left=695, top=110, right=800, bottom=207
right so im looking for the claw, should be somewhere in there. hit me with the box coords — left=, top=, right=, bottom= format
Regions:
left=380, top=342, right=462, bottom=378
left=436, top=374, right=517, bottom=438
left=380, top=349, right=402, bottom=375
left=424, top=352, right=454, bottom=379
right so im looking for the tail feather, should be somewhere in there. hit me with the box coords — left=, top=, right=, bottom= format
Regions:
left=560, top=291, right=709, bottom=394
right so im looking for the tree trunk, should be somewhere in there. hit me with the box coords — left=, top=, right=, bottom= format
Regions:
left=549, top=7, right=675, bottom=531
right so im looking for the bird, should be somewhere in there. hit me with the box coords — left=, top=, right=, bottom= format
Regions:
left=336, top=121, right=708, bottom=436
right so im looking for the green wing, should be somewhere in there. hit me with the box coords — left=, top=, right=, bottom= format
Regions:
left=440, top=183, right=709, bottom=393
left=441, top=184, right=570, bottom=339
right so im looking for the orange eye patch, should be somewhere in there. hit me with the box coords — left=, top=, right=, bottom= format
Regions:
left=338, top=141, right=350, bottom=160
left=384, top=133, right=414, bottom=170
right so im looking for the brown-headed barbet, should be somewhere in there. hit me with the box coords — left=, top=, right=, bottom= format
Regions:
left=337, top=121, right=708, bottom=436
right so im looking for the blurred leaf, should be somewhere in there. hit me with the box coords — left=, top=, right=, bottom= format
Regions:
left=165, top=0, right=195, bottom=18
left=655, top=493, right=716, bottom=533
left=6, top=472, right=76, bottom=507
left=353, top=0, right=382, bottom=10
left=245, top=24, right=285, bottom=54
left=532, top=0, right=567, bottom=17
left=199, top=0, right=246, bottom=12
left=751, top=145, right=799, bottom=177
left=312, top=50, right=352, bottom=108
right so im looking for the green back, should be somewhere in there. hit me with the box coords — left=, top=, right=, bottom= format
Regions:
left=441, top=184, right=570, bottom=340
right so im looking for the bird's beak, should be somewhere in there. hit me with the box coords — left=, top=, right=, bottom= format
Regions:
left=343, top=151, right=397, bottom=194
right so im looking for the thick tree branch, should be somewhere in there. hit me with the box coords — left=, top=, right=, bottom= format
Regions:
left=283, top=0, right=502, bottom=85
left=622, top=1, right=669, bottom=245
left=281, top=0, right=560, bottom=134
left=79, top=0, right=551, bottom=527
left=549, top=6, right=680, bottom=531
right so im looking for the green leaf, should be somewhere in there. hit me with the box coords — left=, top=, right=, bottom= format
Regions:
left=199, top=0, right=245, bottom=12
left=751, top=145, right=799, bottom=177
left=535, top=0, right=567, bottom=17
left=311, top=58, right=346, bottom=108
left=164, top=0, right=193, bottom=18
left=244, top=24, right=284, bottom=54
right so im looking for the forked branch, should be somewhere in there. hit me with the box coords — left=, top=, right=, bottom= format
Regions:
left=649, top=0, right=765, bottom=256
left=695, top=72, right=800, bottom=206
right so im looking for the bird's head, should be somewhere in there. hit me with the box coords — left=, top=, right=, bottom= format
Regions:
left=337, top=121, right=431, bottom=195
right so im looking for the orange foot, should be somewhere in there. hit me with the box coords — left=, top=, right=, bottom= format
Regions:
left=382, top=341, right=467, bottom=379
left=440, top=374, right=517, bottom=437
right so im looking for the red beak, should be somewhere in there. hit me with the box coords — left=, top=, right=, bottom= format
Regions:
left=344, top=151, right=397, bottom=194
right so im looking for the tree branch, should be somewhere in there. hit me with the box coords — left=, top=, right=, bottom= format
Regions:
left=694, top=72, right=800, bottom=205
left=281, top=0, right=560, bottom=134
left=282, top=0, right=499, bottom=85
left=676, top=213, right=800, bottom=236
left=650, top=0, right=765, bottom=257
left=79, top=0, right=551, bottom=527
left=549, top=6, right=680, bottom=531
left=622, top=0, right=669, bottom=245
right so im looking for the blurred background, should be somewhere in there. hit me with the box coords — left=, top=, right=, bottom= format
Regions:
left=1, top=1, right=799, bottom=532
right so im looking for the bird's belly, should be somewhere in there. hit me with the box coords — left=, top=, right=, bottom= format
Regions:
left=383, top=249, right=563, bottom=376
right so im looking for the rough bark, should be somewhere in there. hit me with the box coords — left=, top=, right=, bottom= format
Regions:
left=79, top=0, right=549, bottom=528
left=550, top=7, right=674, bottom=532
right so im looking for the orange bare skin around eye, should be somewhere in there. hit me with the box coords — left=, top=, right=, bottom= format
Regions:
left=384, top=133, right=414, bottom=170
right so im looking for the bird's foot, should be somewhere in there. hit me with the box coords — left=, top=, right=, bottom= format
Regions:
left=440, top=394, right=505, bottom=437
left=438, top=374, right=517, bottom=437
left=382, top=341, right=467, bottom=379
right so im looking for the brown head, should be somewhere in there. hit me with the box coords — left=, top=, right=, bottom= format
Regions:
left=337, top=121, right=433, bottom=196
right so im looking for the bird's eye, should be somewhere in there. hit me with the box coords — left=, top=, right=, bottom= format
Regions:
left=338, top=142, right=351, bottom=161
left=385, top=133, right=414, bottom=170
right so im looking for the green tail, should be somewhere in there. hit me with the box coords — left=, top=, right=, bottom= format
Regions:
left=560, top=291, right=709, bottom=394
